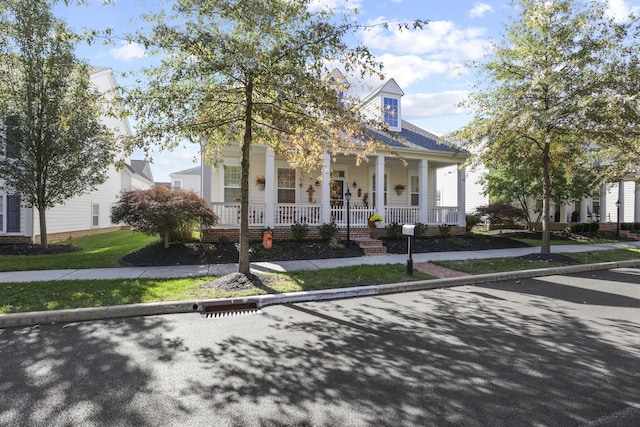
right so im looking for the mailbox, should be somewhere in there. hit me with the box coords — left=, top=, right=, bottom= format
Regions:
left=402, top=224, right=416, bottom=236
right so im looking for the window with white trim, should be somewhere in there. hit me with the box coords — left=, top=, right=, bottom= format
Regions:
left=92, top=203, right=100, bottom=227
left=3, top=115, right=21, bottom=158
left=224, top=165, right=241, bottom=202
left=172, top=179, right=182, bottom=189
left=277, top=168, right=296, bottom=203
left=410, top=176, right=419, bottom=206
left=372, top=173, right=388, bottom=208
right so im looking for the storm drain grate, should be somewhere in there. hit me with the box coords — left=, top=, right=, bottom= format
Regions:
left=198, top=302, right=261, bottom=318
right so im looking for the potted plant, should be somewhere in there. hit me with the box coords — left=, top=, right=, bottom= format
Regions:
left=394, top=184, right=405, bottom=195
left=256, top=176, right=266, bottom=190
left=368, top=213, right=383, bottom=228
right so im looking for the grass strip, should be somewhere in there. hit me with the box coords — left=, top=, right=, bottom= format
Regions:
left=0, top=264, right=434, bottom=314
left=433, top=248, right=640, bottom=275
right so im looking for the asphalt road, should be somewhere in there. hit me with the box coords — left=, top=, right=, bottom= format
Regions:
left=1, top=268, right=639, bottom=426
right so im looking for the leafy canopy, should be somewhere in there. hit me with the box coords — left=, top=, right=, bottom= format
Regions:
left=0, top=0, right=116, bottom=246
left=455, top=0, right=640, bottom=252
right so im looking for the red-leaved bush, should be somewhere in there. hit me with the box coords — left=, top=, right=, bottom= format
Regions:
left=111, top=186, right=217, bottom=248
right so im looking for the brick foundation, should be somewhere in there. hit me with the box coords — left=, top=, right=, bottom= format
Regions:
left=202, top=225, right=465, bottom=243
left=0, top=235, right=32, bottom=244
left=35, top=226, right=130, bottom=244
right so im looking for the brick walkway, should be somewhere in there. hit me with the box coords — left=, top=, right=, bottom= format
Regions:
left=414, top=262, right=471, bottom=278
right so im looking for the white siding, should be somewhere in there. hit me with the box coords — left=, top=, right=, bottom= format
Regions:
left=465, top=166, right=489, bottom=213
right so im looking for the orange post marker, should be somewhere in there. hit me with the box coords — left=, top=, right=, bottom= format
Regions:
left=262, top=231, right=273, bottom=249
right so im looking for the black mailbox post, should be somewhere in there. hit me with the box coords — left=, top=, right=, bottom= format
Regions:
left=402, top=224, right=416, bottom=276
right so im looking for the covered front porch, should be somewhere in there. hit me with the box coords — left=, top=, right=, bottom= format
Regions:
left=202, top=145, right=467, bottom=232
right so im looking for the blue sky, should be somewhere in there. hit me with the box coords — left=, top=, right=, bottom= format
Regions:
left=54, top=0, right=640, bottom=182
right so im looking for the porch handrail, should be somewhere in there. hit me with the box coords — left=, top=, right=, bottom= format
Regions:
left=210, top=202, right=266, bottom=226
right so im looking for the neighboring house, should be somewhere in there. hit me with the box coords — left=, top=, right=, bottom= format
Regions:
left=169, top=166, right=201, bottom=194
left=200, top=71, right=470, bottom=240
left=0, top=67, right=154, bottom=244
left=437, top=164, right=489, bottom=214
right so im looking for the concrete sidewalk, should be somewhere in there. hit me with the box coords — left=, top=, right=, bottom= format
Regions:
left=2, top=240, right=640, bottom=329
left=1, top=240, right=640, bottom=283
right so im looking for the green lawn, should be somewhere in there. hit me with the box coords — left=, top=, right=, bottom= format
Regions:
left=433, top=248, right=640, bottom=275
left=0, top=230, right=158, bottom=272
left=0, top=264, right=434, bottom=314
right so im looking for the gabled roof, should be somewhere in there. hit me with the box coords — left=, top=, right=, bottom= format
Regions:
left=170, top=166, right=201, bottom=176
left=361, top=78, right=405, bottom=105
left=367, top=120, right=465, bottom=154
left=126, top=160, right=154, bottom=183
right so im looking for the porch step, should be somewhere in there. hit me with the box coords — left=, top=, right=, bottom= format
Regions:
left=352, top=238, right=387, bottom=256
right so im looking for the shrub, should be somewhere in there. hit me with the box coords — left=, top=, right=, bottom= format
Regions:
left=474, top=203, right=527, bottom=231
left=438, top=224, right=451, bottom=239
left=291, top=221, right=309, bottom=242
left=218, top=235, right=230, bottom=244
left=465, top=214, right=482, bottom=232
left=385, top=222, right=403, bottom=239
left=414, top=222, right=428, bottom=237
left=319, top=222, right=338, bottom=240
left=590, top=222, right=600, bottom=232
left=111, top=187, right=217, bottom=248
left=328, top=237, right=344, bottom=250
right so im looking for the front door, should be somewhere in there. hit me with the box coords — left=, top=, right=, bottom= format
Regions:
left=330, top=179, right=344, bottom=207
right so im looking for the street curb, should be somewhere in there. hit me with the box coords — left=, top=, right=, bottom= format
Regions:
left=2, top=258, right=640, bottom=329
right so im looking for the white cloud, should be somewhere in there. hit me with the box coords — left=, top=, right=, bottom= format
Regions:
left=605, top=0, right=640, bottom=22
left=376, top=54, right=466, bottom=87
left=469, top=2, right=493, bottom=19
left=308, top=0, right=363, bottom=12
left=402, top=91, right=470, bottom=120
left=108, top=41, right=146, bottom=61
left=361, top=19, right=491, bottom=61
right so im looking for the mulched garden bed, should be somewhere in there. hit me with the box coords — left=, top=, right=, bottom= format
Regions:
left=0, top=243, right=80, bottom=255
left=383, top=234, right=530, bottom=254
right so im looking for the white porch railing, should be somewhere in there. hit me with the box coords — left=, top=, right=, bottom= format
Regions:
left=275, top=204, right=322, bottom=225
left=385, top=207, right=420, bottom=225
left=210, top=202, right=459, bottom=227
left=427, top=207, right=459, bottom=224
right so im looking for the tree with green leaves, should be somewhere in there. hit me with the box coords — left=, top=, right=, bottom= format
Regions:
left=111, top=186, right=218, bottom=249
left=122, top=0, right=425, bottom=274
left=455, top=0, right=640, bottom=253
left=0, top=0, right=116, bottom=247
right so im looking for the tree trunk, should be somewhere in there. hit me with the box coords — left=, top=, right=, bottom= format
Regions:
left=164, top=230, right=170, bottom=249
left=238, top=77, right=253, bottom=274
left=541, top=146, right=551, bottom=254
left=38, top=208, right=48, bottom=248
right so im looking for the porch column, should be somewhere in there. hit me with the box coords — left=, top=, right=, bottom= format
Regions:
left=321, top=152, right=331, bottom=224
left=264, top=147, right=275, bottom=227
left=457, top=166, right=466, bottom=227
left=580, top=198, right=589, bottom=223
left=419, top=159, right=428, bottom=224
left=635, top=181, right=640, bottom=222
left=600, top=184, right=608, bottom=222
left=201, top=163, right=212, bottom=203
left=618, top=180, right=625, bottom=223
left=375, top=155, right=385, bottom=223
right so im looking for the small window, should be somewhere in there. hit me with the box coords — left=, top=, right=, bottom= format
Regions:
left=224, top=165, right=241, bottom=202
left=383, top=97, right=398, bottom=128
left=277, top=168, right=296, bottom=203
left=92, top=204, right=100, bottom=227
left=410, top=176, right=419, bottom=206
left=172, top=179, right=182, bottom=190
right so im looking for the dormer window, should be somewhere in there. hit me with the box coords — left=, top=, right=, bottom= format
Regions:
left=383, top=97, right=399, bottom=129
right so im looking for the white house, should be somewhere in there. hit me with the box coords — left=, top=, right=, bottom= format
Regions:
left=169, top=166, right=202, bottom=194
left=0, top=67, right=154, bottom=244
left=200, top=72, right=470, bottom=241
